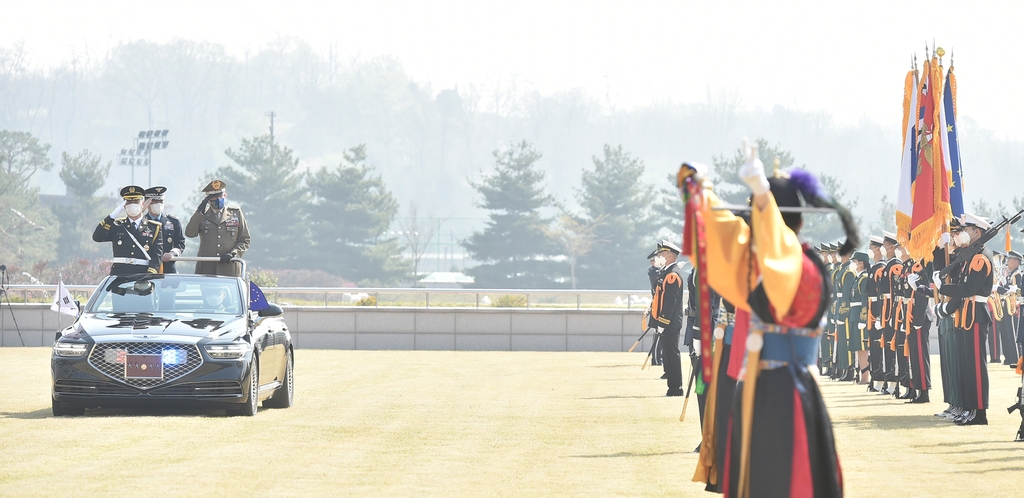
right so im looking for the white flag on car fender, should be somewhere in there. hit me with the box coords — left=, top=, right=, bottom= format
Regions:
left=50, top=281, right=78, bottom=317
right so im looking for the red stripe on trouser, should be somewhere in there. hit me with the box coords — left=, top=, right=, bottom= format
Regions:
left=974, top=323, right=983, bottom=409
left=790, top=390, right=812, bottom=498
left=915, top=327, right=927, bottom=390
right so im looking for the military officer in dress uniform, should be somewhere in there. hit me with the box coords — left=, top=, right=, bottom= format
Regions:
left=867, top=235, right=887, bottom=392
left=185, top=180, right=250, bottom=277
left=143, top=186, right=186, bottom=273
left=935, top=212, right=995, bottom=425
left=1006, top=250, right=1023, bottom=364
left=850, top=251, right=871, bottom=384
left=92, top=185, right=163, bottom=275
left=650, top=240, right=686, bottom=397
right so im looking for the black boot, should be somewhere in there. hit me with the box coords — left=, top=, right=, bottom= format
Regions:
left=879, top=382, right=891, bottom=395
left=910, top=391, right=930, bottom=403
left=958, top=409, right=988, bottom=426
left=900, top=388, right=917, bottom=400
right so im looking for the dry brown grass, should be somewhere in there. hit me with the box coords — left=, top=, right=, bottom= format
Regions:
left=0, top=348, right=1021, bottom=497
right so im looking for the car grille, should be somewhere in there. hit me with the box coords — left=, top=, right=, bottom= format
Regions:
left=149, top=381, right=243, bottom=397
left=54, top=378, right=138, bottom=395
left=88, top=342, right=203, bottom=389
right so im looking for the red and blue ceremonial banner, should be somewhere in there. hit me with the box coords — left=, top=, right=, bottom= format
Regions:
left=907, top=56, right=952, bottom=262
left=895, top=68, right=919, bottom=245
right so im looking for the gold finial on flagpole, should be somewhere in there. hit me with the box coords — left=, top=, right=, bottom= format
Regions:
left=772, top=157, right=782, bottom=178
left=936, top=46, right=945, bottom=66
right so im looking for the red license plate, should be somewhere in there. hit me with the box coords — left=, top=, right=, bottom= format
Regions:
left=125, top=354, right=163, bottom=379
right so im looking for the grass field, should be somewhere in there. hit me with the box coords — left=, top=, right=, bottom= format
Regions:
left=1, top=348, right=1022, bottom=497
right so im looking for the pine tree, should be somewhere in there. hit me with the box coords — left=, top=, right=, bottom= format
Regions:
left=0, top=130, right=57, bottom=266
left=55, top=150, right=111, bottom=263
left=463, top=140, right=565, bottom=288
left=575, top=144, right=655, bottom=289
left=214, top=134, right=308, bottom=267
left=305, top=145, right=406, bottom=285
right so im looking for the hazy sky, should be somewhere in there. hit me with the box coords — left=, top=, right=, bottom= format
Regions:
left=3, top=0, right=1023, bottom=138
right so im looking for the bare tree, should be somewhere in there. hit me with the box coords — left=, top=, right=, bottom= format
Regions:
left=397, top=202, right=439, bottom=281
left=546, top=214, right=607, bottom=290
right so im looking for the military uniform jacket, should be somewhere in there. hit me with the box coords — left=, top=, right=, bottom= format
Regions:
left=185, top=206, right=251, bottom=277
left=146, top=213, right=186, bottom=273
left=92, top=215, right=163, bottom=275
left=682, top=267, right=721, bottom=344
left=652, top=262, right=686, bottom=332
left=939, top=248, right=995, bottom=330
left=850, top=271, right=869, bottom=328
left=906, top=260, right=932, bottom=329
left=882, top=258, right=903, bottom=329
left=835, top=262, right=855, bottom=324
left=867, top=261, right=885, bottom=329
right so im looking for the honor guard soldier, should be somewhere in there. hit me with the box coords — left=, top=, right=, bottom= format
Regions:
left=650, top=240, right=686, bottom=397
left=1006, top=250, right=1023, bottom=363
left=850, top=251, right=871, bottom=383
left=645, top=248, right=664, bottom=369
left=93, top=185, right=163, bottom=275
left=834, top=246, right=856, bottom=381
left=993, top=251, right=1019, bottom=366
left=144, top=186, right=186, bottom=273
left=905, top=255, right=932, bottom=403
left=865, top=235, right=887, bottom=392
left=935, top=212, right=995, bottom=425
left=185, top=180, right=251, bottom=277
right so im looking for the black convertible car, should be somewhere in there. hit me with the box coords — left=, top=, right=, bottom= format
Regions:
left=51, top=272, right=293, bottom=416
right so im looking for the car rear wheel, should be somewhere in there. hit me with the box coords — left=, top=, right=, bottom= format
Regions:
left=264, top=350, right=293, bottom=409
left=52, top=397, right=84, bottom=417
left=229, top=358, right=259, bottom=417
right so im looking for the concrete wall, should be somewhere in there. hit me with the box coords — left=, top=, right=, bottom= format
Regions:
left=1, top=304, right=654, bottom=352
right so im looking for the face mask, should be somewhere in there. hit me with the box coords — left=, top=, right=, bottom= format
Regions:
left=956, top=231, right=971, bottom=246
left=205, top=292, right=225, bottom=308
left=149, top=203, right=163, bottom=216
left=653, top=255, right=667, bottom=268
left=893, top=248, right=903, bottom=260
left=125, top=203, right=143, bottom=218
left=212, top=197, right=226, bottom=210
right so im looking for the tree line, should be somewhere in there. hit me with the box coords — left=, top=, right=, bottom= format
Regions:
left=1, top=125, right=869, bottom=289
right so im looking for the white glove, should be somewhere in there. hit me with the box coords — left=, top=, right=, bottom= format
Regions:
left=1010, top=285, right=1019, bottom=294
left=858, top=323, right=866, bottom=330
left=874, top=320, right=882, bottom=329
left=993, top=284, right=1000, bottom=293
left=938, top=232, right=951, bottom=248
left=738, top=140, right=769, bottom=196
left=907, top=274, right=920, bottom=288
left=109, top=203, right=126, bottom=219
left=926, top=303, right=936, bottom=322
left=932, top=271, right=943, bottom=290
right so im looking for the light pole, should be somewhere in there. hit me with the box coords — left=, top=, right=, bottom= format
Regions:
left=119, top=130, right=170, bottom=185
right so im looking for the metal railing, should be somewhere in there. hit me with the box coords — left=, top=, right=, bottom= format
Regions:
left=3, top=285, right=656, bottom=311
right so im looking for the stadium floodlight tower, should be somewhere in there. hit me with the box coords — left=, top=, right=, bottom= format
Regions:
left=118, top=130, right=170, bottom=185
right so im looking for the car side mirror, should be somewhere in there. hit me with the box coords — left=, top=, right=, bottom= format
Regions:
left=257, top=303, right=283, bottom=317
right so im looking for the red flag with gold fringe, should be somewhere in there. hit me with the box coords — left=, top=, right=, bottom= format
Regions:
left=908, top=56, right=952, bottom=262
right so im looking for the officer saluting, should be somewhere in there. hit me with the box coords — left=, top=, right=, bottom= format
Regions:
left=185, top=179, right=250, bottom=277
left=143, top=186, right=186, bottom=273
left=92, top=185, right=163, bottom=275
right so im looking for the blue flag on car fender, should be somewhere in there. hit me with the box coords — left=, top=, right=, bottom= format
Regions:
left=249, top=281, right=270, bottom=312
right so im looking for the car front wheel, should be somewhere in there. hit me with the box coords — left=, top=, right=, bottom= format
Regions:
left=229, top=358, right=259, bottom=417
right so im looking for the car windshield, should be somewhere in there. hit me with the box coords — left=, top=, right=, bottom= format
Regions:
left=88, top=274, right=243, bottom=315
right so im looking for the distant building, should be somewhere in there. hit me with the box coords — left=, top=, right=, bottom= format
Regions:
left=416, top=271, right=474, bottom=289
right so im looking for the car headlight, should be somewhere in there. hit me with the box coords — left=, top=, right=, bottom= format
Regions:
left=53, top=342, right=88, bottom=357
left=204, top=343, right=248, bottom=359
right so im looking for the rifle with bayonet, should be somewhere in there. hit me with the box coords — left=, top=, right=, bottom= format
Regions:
left=938, top=208, right=1024, bottom=279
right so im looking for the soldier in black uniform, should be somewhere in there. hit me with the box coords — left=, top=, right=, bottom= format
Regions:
left=645, top=248, right=664, bottom=369
left=866, top=235, right=887, bottom=392
left=935, top=213, right=995, bottom=425
left=143, top=186, right=186, bottom=273
left=893, top=244, right=914, bottom=399
left=1007, top=250, right=1023, bottom=363
left=905, top=256, right=933, bottom=403
left=850, top=251, right=871, bottom=384
left=879, top=232, right=901, bottom=396
left=651, top=240, right=686, bottom=397
left=92, top=185, right=163, bottom=275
